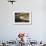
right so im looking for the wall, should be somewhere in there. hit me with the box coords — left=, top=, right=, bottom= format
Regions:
left=0, top=0, right=46, bottom=41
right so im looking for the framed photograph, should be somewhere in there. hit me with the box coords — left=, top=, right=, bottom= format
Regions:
left=13, top=11, right=32, bottom=25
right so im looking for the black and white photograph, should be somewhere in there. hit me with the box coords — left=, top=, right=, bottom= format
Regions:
left=15, top=13, right=29, bottom=22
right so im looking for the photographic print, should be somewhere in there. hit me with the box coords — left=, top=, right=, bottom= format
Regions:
left=15, top=13, right=29, bottom=22
left=13, top=11, right=32, bottom=25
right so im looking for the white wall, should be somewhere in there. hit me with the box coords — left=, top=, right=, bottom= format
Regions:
left=0, top=0, right=46, bottom=41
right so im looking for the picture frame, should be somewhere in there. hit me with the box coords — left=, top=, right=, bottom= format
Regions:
left=13, top=11, right=32, bottom=25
